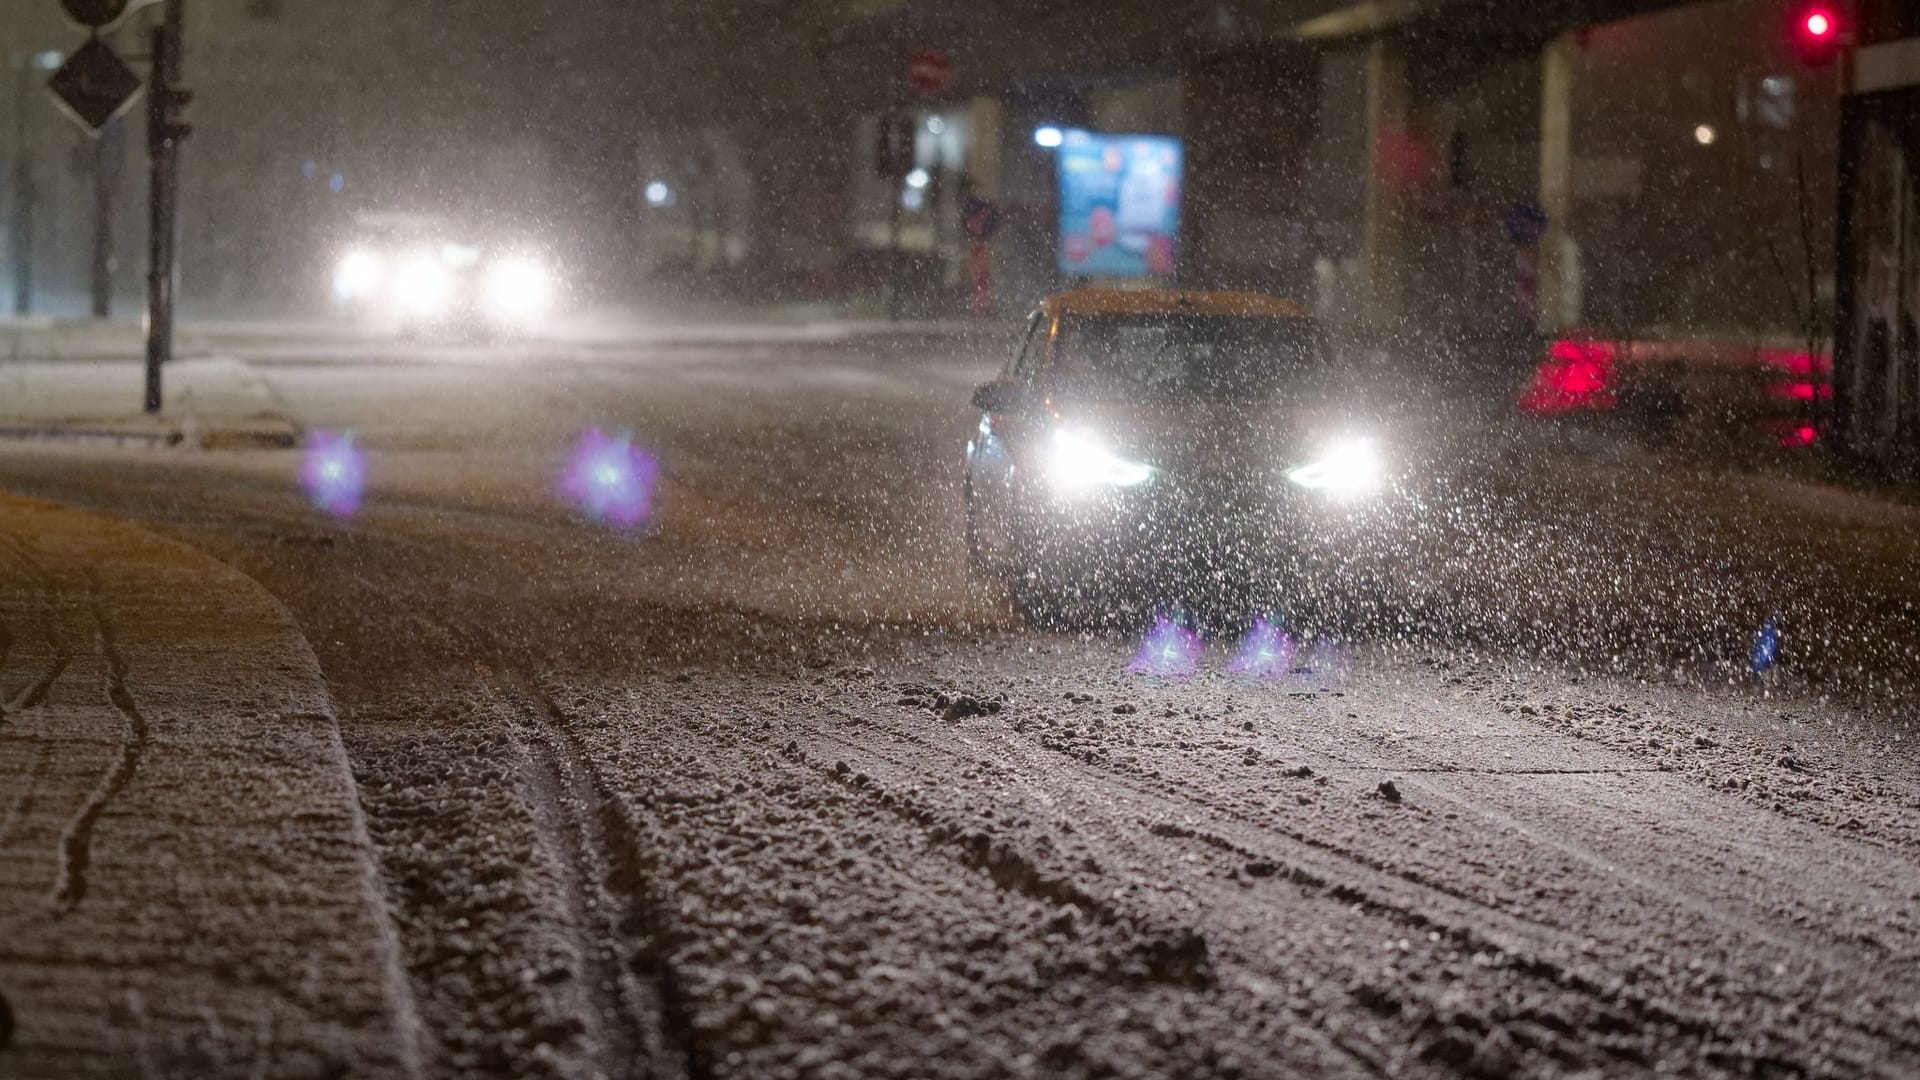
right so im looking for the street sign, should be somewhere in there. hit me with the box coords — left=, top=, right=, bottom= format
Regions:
left=905, top=46, right=950, bottom=95
left=61, top=0, right=130, bottom=27
left=47, top=37, right=142, bottom=135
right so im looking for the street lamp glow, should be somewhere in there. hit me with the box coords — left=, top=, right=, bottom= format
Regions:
left=905, top=167, right=930, bottom=189
left=645, top=180, right=673, bottom=207
left=1033, top=125, right=1064, bottom=149
left=1693, top=124, right=1717, bottom=146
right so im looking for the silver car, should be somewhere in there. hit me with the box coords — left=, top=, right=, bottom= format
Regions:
left=963, top=290, right=1401, bottom=629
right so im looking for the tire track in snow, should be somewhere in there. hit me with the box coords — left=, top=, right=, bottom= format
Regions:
left=497, top=667, right=701, bottom=1080
left=786, top=686, right=1899, bottom=1076
left=49, top=567, right=148, bottom=909
left=0, top=533, right=72, bottom=723
left=675, top=685, right=1412, bottom=1076
left=1004, top=685, right=1920, bottom=1074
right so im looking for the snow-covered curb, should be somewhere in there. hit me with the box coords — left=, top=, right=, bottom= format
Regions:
left=0, top=493, right=418, bottom=1077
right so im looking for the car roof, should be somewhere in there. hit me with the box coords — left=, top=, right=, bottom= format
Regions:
left=1039, top=289, right=1311, bottom=320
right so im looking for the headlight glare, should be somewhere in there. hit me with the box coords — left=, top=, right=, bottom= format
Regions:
left=1286, top=437, right=1383, bottom=496
left=392, top=251, right=453, bottom=315
left=483, top=256, right=554, bottom=323
left=333, top=249, right=383, bottom=301
left=1046, top=428, right=1152, bottom=492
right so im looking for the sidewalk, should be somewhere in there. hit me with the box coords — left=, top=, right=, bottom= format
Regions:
left=0, top=352, right=300, bottom=449
left=0, top=494, right=418, bottom=1077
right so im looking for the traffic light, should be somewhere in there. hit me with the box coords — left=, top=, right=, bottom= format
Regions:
left=1787, top=4, right=1848, bottom=67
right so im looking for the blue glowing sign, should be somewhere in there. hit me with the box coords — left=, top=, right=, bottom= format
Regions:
left=1056, top=131, right=1183, bottom=280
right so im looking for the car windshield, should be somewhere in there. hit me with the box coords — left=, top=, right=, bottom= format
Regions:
left=1051, top=314, right=1316, bottom=399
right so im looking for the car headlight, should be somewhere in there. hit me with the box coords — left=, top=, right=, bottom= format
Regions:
left=1046, top=428, right=1152, bottom=492
left=333, top=249, right=383, bottom=301
left=1285, top=437, right=1383, bottom=496
left=392, top=251, right=453, bottom=315
left=483, top=256, right=554, bottom=323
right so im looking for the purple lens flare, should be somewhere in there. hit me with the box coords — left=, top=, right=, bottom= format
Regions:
left=1227, top=617, right=1296, bottom=678
left=300, top=430, right=367, bottom=518
left=1126, top=611, right=1205, bottom=678
left=561, top=428, right=660, bottom=529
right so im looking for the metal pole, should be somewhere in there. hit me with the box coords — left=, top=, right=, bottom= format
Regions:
left=91, top=117, right=118, bottom=319
left=884, top=110, right=905, bottom=322
left=144, top=0, right=184, bottom=415
left=12, top=57, right=35, bottom=316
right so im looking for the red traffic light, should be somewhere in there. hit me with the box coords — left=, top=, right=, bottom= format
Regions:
left=1788, top=4, right=1845, bottom=66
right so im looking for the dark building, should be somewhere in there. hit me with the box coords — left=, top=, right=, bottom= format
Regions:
left=0, top=0, right=1848, bottom=345
left=1833, top=2, right=1920, bottom=474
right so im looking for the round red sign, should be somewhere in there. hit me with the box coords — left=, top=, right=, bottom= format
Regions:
left=905, top=46, right=950, bottom=95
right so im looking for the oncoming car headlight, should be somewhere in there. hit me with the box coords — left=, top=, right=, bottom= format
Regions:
left=392, top=251, right=453, bottom=316
left=1046, top=428, right=1152, bottom=493
left=483, top=256, right=555, bottom=324
left=1286, top=437, right=1383, bottom=497
left=333, top=249, right=384, bottom=301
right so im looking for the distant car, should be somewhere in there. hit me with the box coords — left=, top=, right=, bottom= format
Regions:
left=331, top=212, right=559, bottom=338
left=963, top=289, right=1399, bottom=628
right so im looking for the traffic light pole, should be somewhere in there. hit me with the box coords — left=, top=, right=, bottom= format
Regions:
left=143, top=0, right=186, bottom=415
left=92, top=116, right=119, bottom=319
left=12, top=55, right=39, bottom=316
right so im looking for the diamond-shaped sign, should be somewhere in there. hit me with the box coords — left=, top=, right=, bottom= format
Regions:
left=47, top=38, right=142, bottom=135
left=61, top=0, right=130, bottom=28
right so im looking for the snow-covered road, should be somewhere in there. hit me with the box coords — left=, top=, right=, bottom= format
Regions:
left=2, top=326, right=1917, bottom=1078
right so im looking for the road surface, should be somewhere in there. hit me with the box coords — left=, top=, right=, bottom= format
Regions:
left=2, top=322, right=1918, bottom=1078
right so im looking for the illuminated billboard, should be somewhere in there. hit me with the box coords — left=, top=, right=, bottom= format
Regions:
left=1056, top=131, right=1184, bottom=280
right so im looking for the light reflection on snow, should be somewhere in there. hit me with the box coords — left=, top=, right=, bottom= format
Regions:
left=300, top=430, right=367, bottom=518
left=1125, top=611, right=1204, bottom=678
left=561, top=428, right=659, bottom=529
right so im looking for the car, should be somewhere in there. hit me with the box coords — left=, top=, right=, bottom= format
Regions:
left=330, top=211, right=560, bottom=338
left=962, top=289, right=1401, bottom=630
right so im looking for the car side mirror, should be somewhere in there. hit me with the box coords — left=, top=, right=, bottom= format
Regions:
left=972, top=381, right=1026, bottom=413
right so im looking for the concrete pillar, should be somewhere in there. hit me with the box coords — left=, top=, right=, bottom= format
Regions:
left=1537, top=31, right=1582, bottom=331
left=967, top=96, right=1003, bottom=200
left=966, top=96, right=1005, bottom=314
left=1361, top=39, right=1410, bottom=322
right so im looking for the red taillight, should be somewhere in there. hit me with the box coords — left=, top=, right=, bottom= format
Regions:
left=1555, top=359, right=1608, bottom=395
left=1777, top=423, right=1820, bottom=448
left=1519, top=338, right=1618, bottom=414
